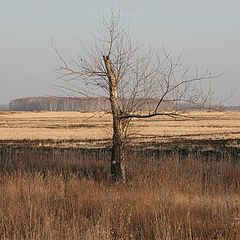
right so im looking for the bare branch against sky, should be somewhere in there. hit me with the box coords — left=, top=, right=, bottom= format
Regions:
left=0, top=0, right=239, bottom=105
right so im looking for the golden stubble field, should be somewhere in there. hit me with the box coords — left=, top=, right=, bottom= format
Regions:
left=0, top=110, right=240, bottom=146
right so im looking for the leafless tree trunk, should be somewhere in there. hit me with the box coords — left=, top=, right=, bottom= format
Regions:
left=103, top=55, right=126, bottom=181
left=53, top=11, right=221, bottom=182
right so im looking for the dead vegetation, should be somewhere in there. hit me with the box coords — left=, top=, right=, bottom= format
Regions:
left=1, top=110, right=240, bottom=239
left=0, top=154, right=240, bottom=239
left=0, top=111, right=240, bottom=147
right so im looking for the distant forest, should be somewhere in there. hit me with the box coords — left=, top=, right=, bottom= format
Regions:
left=9, top=97, right=175, bottom=111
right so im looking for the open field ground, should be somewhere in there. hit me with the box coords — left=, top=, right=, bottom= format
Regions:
left=1, top=110, right=240, bottom=239
left=1, top=110, right=240, bottom=147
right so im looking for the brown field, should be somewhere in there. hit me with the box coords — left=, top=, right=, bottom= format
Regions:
left=1, top=110, right=240, bottom=147
left=1, top=110, right=240, bottom=239
left=1, top=154, right=240, bottom=240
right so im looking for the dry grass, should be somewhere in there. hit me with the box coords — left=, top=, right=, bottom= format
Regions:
left=0, top=111, right=240, bottom=147
left=1, top=155, right=240, bottom=240
left=1, top=110, right=240, bottom=239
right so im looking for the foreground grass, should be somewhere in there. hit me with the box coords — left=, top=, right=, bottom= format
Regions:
left=1, top=156, right=240, bottom=240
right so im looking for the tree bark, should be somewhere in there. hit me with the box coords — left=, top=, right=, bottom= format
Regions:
left=111, top=116, right=126, bottom=182
left=103, top=55, right=126, bottom=182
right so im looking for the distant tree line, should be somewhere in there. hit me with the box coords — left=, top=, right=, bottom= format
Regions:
left=9, top=97, right=175, bottom=112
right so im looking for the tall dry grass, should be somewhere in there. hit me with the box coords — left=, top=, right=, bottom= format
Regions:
left=1, top=153, right=240, bottom=239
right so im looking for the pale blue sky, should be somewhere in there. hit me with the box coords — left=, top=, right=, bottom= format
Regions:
left=0, top=0, right=239, bottom=105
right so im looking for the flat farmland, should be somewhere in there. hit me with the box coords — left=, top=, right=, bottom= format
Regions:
left=0, top=110, right=240, bottom=147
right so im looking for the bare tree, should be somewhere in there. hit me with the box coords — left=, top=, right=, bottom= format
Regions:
left=54, top=12, right=220, bottom=182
